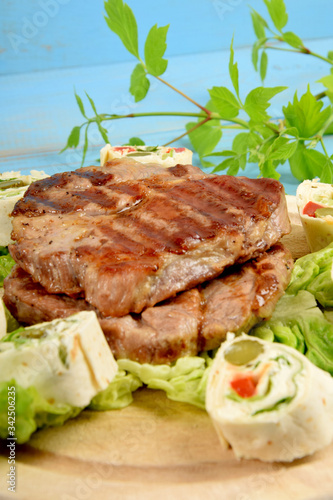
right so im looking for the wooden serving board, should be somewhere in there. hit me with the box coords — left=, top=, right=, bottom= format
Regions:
left=1, top=196, right=333, bottom=500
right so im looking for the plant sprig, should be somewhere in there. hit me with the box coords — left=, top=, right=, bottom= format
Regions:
left=62, top=0, right=333, bottom=183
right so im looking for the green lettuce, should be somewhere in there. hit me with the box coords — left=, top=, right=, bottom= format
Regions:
left=0, top=353, right=213, bottom=444
left=117, top=352, right=214, bottom=409
left=287, top=242, right=333, bottom=307
left=0, top=250, right=15, bottom=287
left=0, top=380, right=82, bottom=444
left=89, top=370, right=142, bottom=410
left=252, top=253, right=333, bottom=375
left=0, top=370, right=142, bottom=443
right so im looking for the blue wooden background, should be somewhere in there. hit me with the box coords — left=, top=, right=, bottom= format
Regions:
left=1, top=0, right=333, bottom=195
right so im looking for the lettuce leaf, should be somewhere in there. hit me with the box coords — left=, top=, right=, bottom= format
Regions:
left=287, top=242, right=333, bottom=307
left=0, top=352, right=213, bottom=444
left=0, top=252, right=15, bottom=287
left=252, top=289, right=333, bottom=374
left=89, top=370, right=142, bottom=410
left=117, top=352, right=214, bottom=409
left=0, top=380, right=82, bottom=444
left=0, top=370, right=142, bottom=443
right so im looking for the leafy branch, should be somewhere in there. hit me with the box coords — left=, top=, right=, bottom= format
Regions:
left=62, top=0, right=333, bottom=183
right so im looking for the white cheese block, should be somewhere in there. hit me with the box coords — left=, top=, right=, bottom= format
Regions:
left=0, top=170, right=49, bottom=247
left=206, top=334, right=333, bottom=462
left=100, top=144, right=193, bottom=167
left=0, top=311, right=118, bottom=407
left=296, top=179, right=333, bottom=252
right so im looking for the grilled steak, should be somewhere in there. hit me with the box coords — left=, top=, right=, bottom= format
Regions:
left=4, top=244, right=293, bottom=364
left=9, top=159, right=290, bottom=318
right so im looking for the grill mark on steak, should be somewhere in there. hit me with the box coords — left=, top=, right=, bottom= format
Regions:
left=3, top=244, right=293, bottom=364
left=9, top=159, right=291, bottom=317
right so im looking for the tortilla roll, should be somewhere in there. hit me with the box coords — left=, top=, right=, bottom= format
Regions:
left=0, top=311, right=118, bottom=407
left=296, top=179, right=333, bottom=252
left=0, top=170, right=48, bottom=246
left=206, top=335, right=333, bottom=462
left=100, top=144, right=193, bottom=167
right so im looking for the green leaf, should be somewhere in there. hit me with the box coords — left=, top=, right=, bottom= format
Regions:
left=250, top=9, right=268, bottom=40
left=213, top=157, right=239, bottom=175
left=320, top=159, right=333, bottom=183
left=104, top=0, right=139, bottom=58
left=81, top=124, right=89, bottom=167
left=185, top=121, right=222, bottom=159
left=282, top=31, right=304, bottom=49
left=244, top=86, right=286, bottom=122
left=261, top=160, right=280, bottom=180
left=263, top=0, right=288, bottom=31
left=144, top=24, right=169, bottom=77
left=283, top=87, right=332, bottom=138
left=130, top=63, right=150, bottom=102
left=252, top=38, right=267, bottom=71
left=85, top=92, right=99, bottom=117
left=84, top=92, right=109, bottom=143
left=289, top=141, right=330, bottom=181
left=209, top=86, right=240, bottom=120
left=324, top=122, right=333, bottom=135
left=232, top=133, right=250, bottom=169
left=126, top=137, right=145, bottom=146
left=0, top=254, right=15, bottom=286
left=318, top=74, right=333, bottom=93
left=260, top=51, right=268, bottom=82
left=75, top=92, right=87, bottom=118
left=61, top=126, right=81, bottom=152
left=284, top=127, right=299, bottom=138
left=267, top=136, right=298, bottom=161
left=229, top=37, right=239, bottom=99
left=97, top=124, right=109, bottom=144
left=203, top=150, right=235, bottom=157
left=226, top=158, right=240, bottom=175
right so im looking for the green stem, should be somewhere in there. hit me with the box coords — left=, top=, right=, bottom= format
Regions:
left=265, top=44, right=333, bottom=65
left=320, top=137, right=330, bottom=159
left=94, top=111, right=250, bottom=129
left=101, top=111, right=209, bottom=120
left=162, top=117, right=211, bottom=146
left=307, top=50, right=333, bottom=66
left=154, top=75, right=212, bottom=115
left=318, top=113, right=333, bottom=138
left=315, top=91, right=328, bottom=100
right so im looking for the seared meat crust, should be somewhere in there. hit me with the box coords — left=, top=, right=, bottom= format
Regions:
left=9, top=159, right=290, bottom=317
left=4, top=244, right=293, bottom=364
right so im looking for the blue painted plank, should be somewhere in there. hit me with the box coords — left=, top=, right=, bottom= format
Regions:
left=1, top=37, right=331, bottom=154
left=1, top=0, right=333, bottom=75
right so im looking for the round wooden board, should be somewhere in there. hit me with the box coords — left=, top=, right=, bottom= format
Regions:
left=1, top=196, right=333, bottom=500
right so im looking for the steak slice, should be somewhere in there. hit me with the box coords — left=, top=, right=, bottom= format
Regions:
left=9, top=159, right=290, bottom=317
left=4, top=244, right=293, bottom=364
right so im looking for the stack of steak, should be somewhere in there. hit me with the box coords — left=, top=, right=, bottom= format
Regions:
left=3, top=159, right=293, bottom=364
